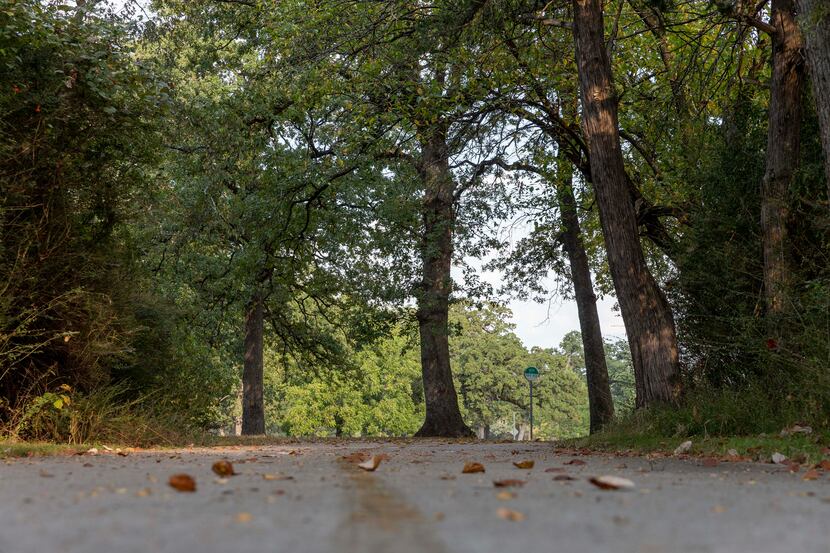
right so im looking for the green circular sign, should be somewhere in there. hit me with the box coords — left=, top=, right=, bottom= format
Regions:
left=524, top=366, right=540, bottom=381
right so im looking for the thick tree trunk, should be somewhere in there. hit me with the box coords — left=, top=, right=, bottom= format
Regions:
left=761, top=0, right=805, bottom=316
left=572, top=0, right=681, bottom=407
left=796, top=0, right=830, bottom=198
left=414, top=126, right=472, bottom=438
left=555, top=162, right=614, bottom=432
left=242, top=292, right=265, bottom=435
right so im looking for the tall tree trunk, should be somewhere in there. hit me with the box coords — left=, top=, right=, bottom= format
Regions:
left=571, top=0, right=681, bottom=407
left=796, top=0, right=830, bottom=198
left=555, top=161, right=614, bottom=432
left=242, top=291, right=265, bottom=435
left=761, top=0, right=805, bottom=316
left=414, top=126, right=472, bottom=438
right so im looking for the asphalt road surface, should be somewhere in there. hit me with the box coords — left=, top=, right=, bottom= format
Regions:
left=2, top=441, right=828, bottom=553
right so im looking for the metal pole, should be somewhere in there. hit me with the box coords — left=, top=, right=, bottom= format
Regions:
left=529, top=380, right=534, bottom=441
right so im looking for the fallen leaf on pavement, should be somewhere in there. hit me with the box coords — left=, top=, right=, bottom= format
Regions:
left=462, top=462, right=485, bottom=474
left=86, top=448, right=99, bottom=455
left=544, top=467, right=564, bottom=473
left=169, top=474, right=196, bottom=492
left=496, top=507, right=525, bottom=522
left=235, top=512, right=253, bottom=523
left=342, top=451, right=370, bottom=463
left=496, top=491, right=517, bottom=500
left=817, top=460, right=830, bottom=471
left=513, top=460, right=534, bottom=469
left=673, top=441, right=692, bottom=455
left=493, top=479, right=526, bottom=488
left=553, top=474, right=576, bottom=481
left=263, top=473, right=293, bottom=481
left=588, top=475, right=635, bottom=491
left=701, top=458, right=719, bottom=468
left=564, top=459, right=586, bottom=466
left=212, top=460, right=236, bottom=477
left=711, top=505, right=726, bottom=514
left=803, top=469, right=821, bottom=481
left=358, top=455, right=385, bottom=471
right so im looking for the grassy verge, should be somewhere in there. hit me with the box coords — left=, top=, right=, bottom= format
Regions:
left=0, top=441, right=87, bottom=458
left=563, top=427, right=829, bottom=464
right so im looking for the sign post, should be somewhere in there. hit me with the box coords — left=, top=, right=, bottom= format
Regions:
left=523, top=366, right=540, bottom=441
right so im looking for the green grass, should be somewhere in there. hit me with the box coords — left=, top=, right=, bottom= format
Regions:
left=563, top=428, right=829, bottom=464
left=0, top=441, right=87, bottom=458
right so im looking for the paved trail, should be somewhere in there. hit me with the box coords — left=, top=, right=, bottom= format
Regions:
left=2, top=441, right=829, bottom=553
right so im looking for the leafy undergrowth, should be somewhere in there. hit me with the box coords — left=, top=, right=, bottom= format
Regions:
left=1, top=384, right=204, bottom=451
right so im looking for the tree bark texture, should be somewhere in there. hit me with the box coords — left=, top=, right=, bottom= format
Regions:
left=796, top=0, right=830, bottom=198
left=414, top=125, right=473, bottom=438
left=761, top=0, right=804, bottom=316
left=556, top=162, right=615, bottom=432
left=571, top=0, right=681, bottom=407
left=242, top=291, right=265, bottom=435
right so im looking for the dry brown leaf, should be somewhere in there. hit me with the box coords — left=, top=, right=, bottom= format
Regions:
left=234, top=512, right=253, bottom=523
left=544, top=467, right=564, bottom=473
left=493, top=479, right=526, bottom=488
left=588, top=475, right=635, bottom=491
left=564, top=459, right=586, bottom=466
left=711, top=505, right=727, bottom=514
left=496, top=491, right=517, bottom=500
left=803, top=469, right=821, bottom=481
left=513, top=460, right=534, bottom=469
left=817, top=460, right=830, bottom=471
left=169, top=474, right=196, bottom=492
left=358, top=455, right=384, bottom=471
left=701, top=458, right=719, bottom=468
left=553, top=474, right=576, bottom=481
left=462, top=461, right=485, bottom=474
left=673, top=440, right=693, bottom=455
left=496, top=507, right=525, bottom=522
left=342, top=451, right=370, bottom=463
left=212, top=460, right=236, bottom=477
